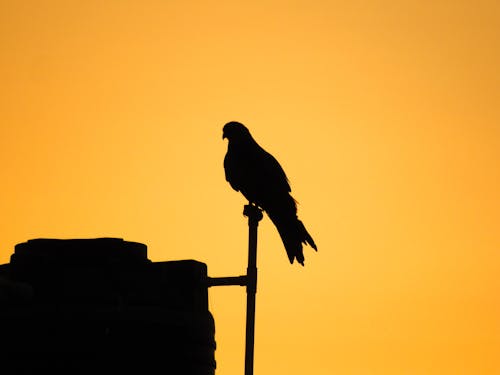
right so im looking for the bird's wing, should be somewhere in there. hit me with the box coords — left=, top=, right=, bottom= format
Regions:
left=255, top=146, right=291, bottom=194
left=224, top=140, right=291, bottom=206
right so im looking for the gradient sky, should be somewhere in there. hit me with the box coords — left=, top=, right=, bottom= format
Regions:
left=1, top=1, right=499, bottom=374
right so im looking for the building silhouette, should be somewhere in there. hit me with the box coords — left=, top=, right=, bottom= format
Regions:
left=0, top=238, right=216, bottom=375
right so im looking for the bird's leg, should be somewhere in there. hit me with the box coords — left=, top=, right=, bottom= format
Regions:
left=243, top=202, right=263, bottom=222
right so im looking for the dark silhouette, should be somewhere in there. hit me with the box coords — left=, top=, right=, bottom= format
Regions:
left=0, top=238, right=216, bottom=375
left=223, top=121, right=317, bottom=266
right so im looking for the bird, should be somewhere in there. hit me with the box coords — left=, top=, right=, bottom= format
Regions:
left=222, top=121, right=317, bottom=266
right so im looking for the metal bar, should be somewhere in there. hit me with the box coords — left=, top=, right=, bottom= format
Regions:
left=243, top=204, right=263, bottom=375
left=206, top=276, right=248, bottom=287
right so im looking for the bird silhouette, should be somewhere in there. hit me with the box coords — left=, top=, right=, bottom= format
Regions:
left=223, top=121, right=317, bottom=266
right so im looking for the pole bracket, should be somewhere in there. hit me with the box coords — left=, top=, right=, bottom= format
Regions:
left=206, top=275, right=248, bottom=287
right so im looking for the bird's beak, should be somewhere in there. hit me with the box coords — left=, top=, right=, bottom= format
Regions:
left=222, top=132, right=226, bottom=140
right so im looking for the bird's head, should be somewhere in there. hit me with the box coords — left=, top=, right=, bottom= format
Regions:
left=222, top=121, right=251, bottom=142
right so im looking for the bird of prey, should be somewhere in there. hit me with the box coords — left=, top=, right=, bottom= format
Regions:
left=222, top=121, right=317, bottom=266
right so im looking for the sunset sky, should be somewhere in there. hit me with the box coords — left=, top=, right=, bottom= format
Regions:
left=1, top=1, right=499, bottom=374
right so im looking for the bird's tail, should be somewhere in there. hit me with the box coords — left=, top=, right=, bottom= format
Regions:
left=267, top=197, right=317, bottom=266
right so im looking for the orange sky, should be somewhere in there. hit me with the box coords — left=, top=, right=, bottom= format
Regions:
left=1, top=1, right=499, bottom=374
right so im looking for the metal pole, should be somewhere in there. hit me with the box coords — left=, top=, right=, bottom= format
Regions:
left=243, top=204, right=262, bottom=375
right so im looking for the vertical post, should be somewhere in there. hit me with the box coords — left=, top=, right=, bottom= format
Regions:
left=243, top=204, right=263, bottom=375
